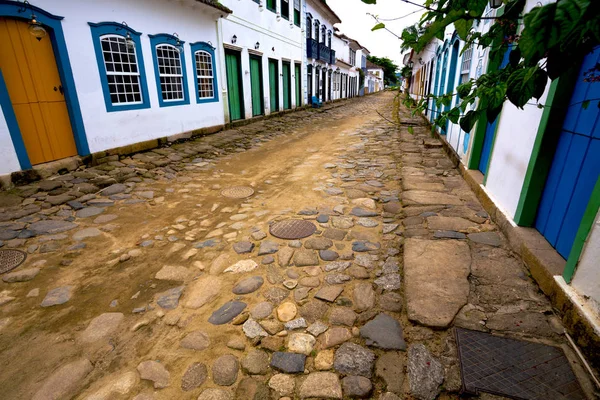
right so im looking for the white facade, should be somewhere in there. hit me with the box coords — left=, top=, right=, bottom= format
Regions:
left=220, top=0, right=304, bottom=119
left=0, top=0, right=227, bottom=175
left=305, top=0, right=341, bottom=103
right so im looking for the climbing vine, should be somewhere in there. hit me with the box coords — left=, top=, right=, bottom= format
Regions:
left=364, top=0, right=600, bottom=133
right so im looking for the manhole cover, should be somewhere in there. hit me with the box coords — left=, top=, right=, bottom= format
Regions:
left=0, top=249, right=27, bottom=274
left=455, top=328, right=586, bottom=400
left=221, top=186, right=255, bottom=199
left=270, top=219, right=316, bottom=239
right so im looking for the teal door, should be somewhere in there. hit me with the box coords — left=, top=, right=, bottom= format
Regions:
left=295, top=64, right=301, bottom=107
left=268, top=59, right=279, bottom=113
left=250, top=55, right=263, bottom=117
left=225, top=50, right=243, bottom=121
left=282, top=62, right=291, bottom=110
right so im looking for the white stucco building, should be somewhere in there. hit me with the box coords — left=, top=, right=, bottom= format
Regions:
left=0, top=0, right=231, bottom=176
left=219, top=0, right=304, bottom=121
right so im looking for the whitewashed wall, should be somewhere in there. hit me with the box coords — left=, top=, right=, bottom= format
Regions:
left=482, top=0, right=554, bottom=218
left=27, top=0, right=226, bottom=155
left=571, top=211, right=600, bottom=304
left=0, top=107, right=21, bottom=175
left=220, top=0, right=303, bottom=118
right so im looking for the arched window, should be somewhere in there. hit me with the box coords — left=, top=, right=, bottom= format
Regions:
left=314, top=19, right=320, bottom=43
left=89, top=22, right=150, bottom=111
left=321, top=25, right=326, bottom=43
left=306, top=16, right=312, bottom=39
left=149, top=34, right=189, bottom=107
left=191, top=42, right=219, bottom=103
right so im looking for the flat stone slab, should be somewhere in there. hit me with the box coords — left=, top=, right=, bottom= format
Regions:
left=404, top=239, right=471, bottom=328
left=32, top=358, right=93, bottom=400
left=270, top=352, right=306, bottom=374
left=360, top=313, right=406, bottom=350
left=184, top=275, right=222, bottom=309
left=427, top=216, right=477, bottom=231
left=41, top=286, right=73, bottom=307
left=80, top=312, right=124, bottom=343
left=402, top=191, right=462, bottom=206
left=314, top=286, right=343, bottom=302
left=208, top=301, right=247, bottom=325
left=468, top=231, right=502, bottom=246
left=156, top=286, right=184, bottom=309
left=72, top=227, right=102, bottom=241
left=29, top=220, right=77, bottom=235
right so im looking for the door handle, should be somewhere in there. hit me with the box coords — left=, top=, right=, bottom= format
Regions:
left=53, top=85, right=64, bottom=95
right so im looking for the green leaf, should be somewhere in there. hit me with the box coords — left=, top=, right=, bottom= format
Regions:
left=408, top=126, right=414, bottom=135
left=448, top=107, right=461, bottom=124
left=454, top=19, right=473, bottom=40
left=506, top=67, right=539, bottom=108
left=459, top=110, right=480, bottom=132
left=456, top=81, right=472, bottom=98
left=582, top=100, right=590, bottom=109
left=372, top=23, right=385, bottom=31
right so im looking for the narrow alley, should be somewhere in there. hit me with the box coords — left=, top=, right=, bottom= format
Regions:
left=0, top=92, right=591, bottom=399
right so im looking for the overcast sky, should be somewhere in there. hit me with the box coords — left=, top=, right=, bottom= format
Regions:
left=328, top=0, right=425, bottom=67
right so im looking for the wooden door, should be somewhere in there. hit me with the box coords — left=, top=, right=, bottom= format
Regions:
left=295, top=64, right=301, bottom=107
left=249, top=55, right=263, bottom=117
left=225, top=50, right=243, bottom=121
left=282, top=62, right=291, bottom=110
left=268, top=59, right=278, bottom=113
left=0, top=17, right=76, bottom=165
left=536, top=46, right=600, bottom=259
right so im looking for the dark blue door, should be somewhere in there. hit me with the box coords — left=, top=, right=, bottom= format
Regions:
left=535, top=46, right=600, bottom=259
left=478, top=47, right=512, bottom=174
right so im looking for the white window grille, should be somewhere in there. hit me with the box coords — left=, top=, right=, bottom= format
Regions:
left=195, top=50, right=215, bottom=99
left=155, top=44, right=184, bottom=101
left=461, top=45, right=473, bottom=74
left=100, top=35, right=142, bottom=105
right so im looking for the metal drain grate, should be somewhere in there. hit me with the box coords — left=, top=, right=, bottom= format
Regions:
left=221, top=186, right=255, bottom=199
left=270, top=219, right=317, bottom=240
left=0, top=249, right=27, bottom=274
left=455, top=328, right=586, bottom=400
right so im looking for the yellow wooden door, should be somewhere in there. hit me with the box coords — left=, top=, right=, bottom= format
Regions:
left=0, top=17, right=77, bottom=165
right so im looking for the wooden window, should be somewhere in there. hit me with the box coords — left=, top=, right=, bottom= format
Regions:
left=195, top=50, right=214, bottom=99
left=155, top=44, right=184, bottom=102
left=267, top=0, right=276, bottom=12
left=294, top=0, right=301, bottom=26
left=281, top=0, right=289, bottom=19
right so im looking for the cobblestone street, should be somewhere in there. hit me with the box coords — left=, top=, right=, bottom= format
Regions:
left=0, top=92, right=590, bottom=399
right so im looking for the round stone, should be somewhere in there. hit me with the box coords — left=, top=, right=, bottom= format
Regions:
left=250, top=302, right=274, bottom=319
left=277, top=302, right=297, bottom=322
left=212, top=355, right=239, bottom=386
left=232, top=276, right=264, bottom=295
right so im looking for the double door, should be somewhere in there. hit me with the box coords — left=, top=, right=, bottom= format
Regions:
left=0, top=17, right=77, bottom=165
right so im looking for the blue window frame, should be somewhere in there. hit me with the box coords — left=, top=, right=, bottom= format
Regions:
left=89, top=22, right=150, bottom=112
left=190, top=42, right=219, bottom=104
left=149, top=33, right=190, bottom=107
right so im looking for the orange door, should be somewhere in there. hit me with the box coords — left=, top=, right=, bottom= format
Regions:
left=0, top=17, right=77, bottom=165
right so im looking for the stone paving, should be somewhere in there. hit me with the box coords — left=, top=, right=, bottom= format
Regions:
left=0, top=92, right=588, bottom=399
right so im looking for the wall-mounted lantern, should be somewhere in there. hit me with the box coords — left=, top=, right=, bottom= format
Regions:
left=232, top=35, right=237, bottom=44
left=172, top=32, right=183, bottom=53
left=255, top=42, right=260, bottom=50
left=115, top=21, right=135, bottom=50
left=18, top=1, right=47, bottom=41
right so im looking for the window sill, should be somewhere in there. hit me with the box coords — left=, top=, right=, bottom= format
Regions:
left=106, top=102, right=151, bottom=113
left=158, top=99, right=190, bottom=108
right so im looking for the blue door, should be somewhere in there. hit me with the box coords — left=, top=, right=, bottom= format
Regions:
left=535, top=46, right=600, bottom=259
left=478, top=47, right=512, bottom=174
